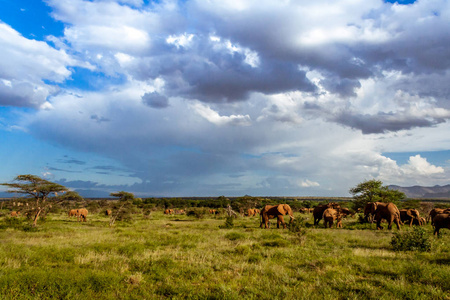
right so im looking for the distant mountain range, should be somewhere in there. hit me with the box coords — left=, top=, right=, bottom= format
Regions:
left=389, top=184, right=450, bottom=199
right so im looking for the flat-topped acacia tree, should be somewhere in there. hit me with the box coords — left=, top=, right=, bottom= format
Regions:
left=1, top=174, right=68, bottom=226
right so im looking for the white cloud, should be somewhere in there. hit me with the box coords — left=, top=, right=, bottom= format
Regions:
left=402, top=155, right=445, bottom=176
left=166, top=33, right=194, bottom=49
left=0, top=22, right=81, bottom=107
left=299, top=179, right=320, bottom=188
left=192, top=103, right=252, bottom=126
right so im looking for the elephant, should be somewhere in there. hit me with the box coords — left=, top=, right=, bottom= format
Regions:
left=412, top=217, right=426, bottom=226
left=246, top=208, right=255, bottom=216
left=429, top=208, right=446, bottom=225
left=209, top=209, right=218, bottom=215
left=76, top=208, right=88, bottom=222
left=68, top=209, right=78, bottom=217
left=365, top=202, right=401, bottom=230
left=300, top=208, right=310, bottom=214
left=254, top=208, right=260, bottom=215
left=105, top=209, right=112, bottom=216
left=432, top=213, right=450, bottom=236
left=322, top=207, right=352, bottom=228
left=363, top=202, right=383, bottom=223
left=164, top=209, right=174, bottom=215
left=313, top=202, right=340, bottom=225
left=260, top=204, right=294, bottom=229
left=399, top=209, right=422, bottom=226
left=10, top=211, right=20, bottom=217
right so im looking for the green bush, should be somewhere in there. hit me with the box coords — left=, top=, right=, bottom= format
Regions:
left=288, top=217, right=307, bottom=234
left=219, top=217, right=234, bottom=229
left=186, top=208, right=207, bottom=219
left=391, top=226, right=432, bottom=252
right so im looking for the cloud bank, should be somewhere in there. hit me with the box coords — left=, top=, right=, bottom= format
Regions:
left=0, top=0, right=449, bottom=196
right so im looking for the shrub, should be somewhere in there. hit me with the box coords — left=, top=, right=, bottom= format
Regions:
left=186, top=208, right=207, bottom=219
left=288, top=217, right=307, bottom=234
left=391, top=226, right=432, bottom=252
left=219, top=217, right=234, bottom=229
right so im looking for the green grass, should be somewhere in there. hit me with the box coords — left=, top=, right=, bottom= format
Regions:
left=0, top=212, right=449, bottom=299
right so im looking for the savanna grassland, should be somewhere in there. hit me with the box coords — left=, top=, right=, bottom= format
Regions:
left=0, top=210, right=449, bottom=299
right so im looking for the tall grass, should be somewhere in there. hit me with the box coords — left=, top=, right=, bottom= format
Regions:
left=0, top=211, right=448, bottom=299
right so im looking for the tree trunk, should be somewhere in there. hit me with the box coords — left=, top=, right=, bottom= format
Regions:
left=33, top=207, right=42, bottom=227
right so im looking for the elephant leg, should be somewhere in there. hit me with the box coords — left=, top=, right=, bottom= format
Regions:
left=376, top=218, right=383, bottom=230
left=277, top=215, right=286, bottom=229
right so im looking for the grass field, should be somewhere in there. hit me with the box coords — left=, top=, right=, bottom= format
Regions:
left=0, top=211, right=449, bottom=299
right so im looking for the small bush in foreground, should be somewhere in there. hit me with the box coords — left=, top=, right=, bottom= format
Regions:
left=391, top=226, right=432, bottom=252
left=219, top=217, right=234, bottom=229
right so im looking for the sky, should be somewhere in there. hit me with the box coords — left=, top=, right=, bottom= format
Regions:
left=0, top=0, right=449, bottom=198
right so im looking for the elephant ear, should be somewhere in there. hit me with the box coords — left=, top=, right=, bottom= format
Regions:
left=277, top=205, right=287, bottom=215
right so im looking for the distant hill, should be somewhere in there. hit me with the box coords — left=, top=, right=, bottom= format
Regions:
left=389, top=184, right=450, bottom=199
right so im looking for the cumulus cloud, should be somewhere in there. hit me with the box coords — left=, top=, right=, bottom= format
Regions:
left=0, top=22, right=80, bottom=107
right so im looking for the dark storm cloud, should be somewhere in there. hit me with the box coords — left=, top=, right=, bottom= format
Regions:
left=132, top=36, right=317, bottom=103
left=142, top=92, right=169, bottom=108
left=334, top=111, right=444, bottom=134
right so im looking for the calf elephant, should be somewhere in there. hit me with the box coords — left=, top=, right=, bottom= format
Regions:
left=400, top=209, right=422, bottom=226
left=322, top=207, right=352, bottom=228
left=105, top=209, right=112, bottom=216
left=313, top=202, right=340, bottom=225
left=77, top=208, right=88, bottom=222
left=366, top=202, right=401, bottom=230
left=433, top=213, right=450, bottom=236
left=260, top=204, right=294, bottom=229
left=246, top=208, right=255, bottom=216
left=164, top=209, right=174, bottom=215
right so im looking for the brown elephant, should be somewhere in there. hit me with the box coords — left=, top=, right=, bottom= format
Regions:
left=432, top=213, right=450, bottom=236
left=366, top=202, right=401, bottom=230
left=363, top=202, right=383, bottom=223
left=246, top=208, right=256, bottom=217
left=412, top=217, right=426, bottom=226
left=313, top=202, right=340, bottom=225
left=105, top=209, right=112, bottom=216
left=10, top=211, right=20, bottom=217
left=68, top=209, right=78, bottom=217
left=399, top=209, right=422, bottom=226
left=254, top=208, right=260, bottom=215
left=260, top=204, right=294, bottom=229
left=77, top=208, right=88, bottom=222
left=164, top=209, right=174, bottom=215
left=429, top=208, right=445, bottom=225
left=322, top=207, right=352, bottom=228
left=299, top=208, right=310, bottom=214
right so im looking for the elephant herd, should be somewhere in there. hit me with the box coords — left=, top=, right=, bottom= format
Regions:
left=257, top=202, right=450, bottom=236
left=59, top=202, right=450, bottom=236
left=363, top=202, right=450, bottom=236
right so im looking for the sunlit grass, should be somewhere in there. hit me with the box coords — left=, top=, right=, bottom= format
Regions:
left=0, top=211, right=448, bottom=299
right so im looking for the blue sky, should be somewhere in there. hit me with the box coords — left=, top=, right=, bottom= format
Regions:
left=0, top=0, right=449, bottom=197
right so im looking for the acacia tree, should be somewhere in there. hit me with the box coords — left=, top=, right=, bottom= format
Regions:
left=1, top=175, right=68, bottom=226
left=109, top=191, right=136, bottom=226
left=350, top=179, right=405, bottom=210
